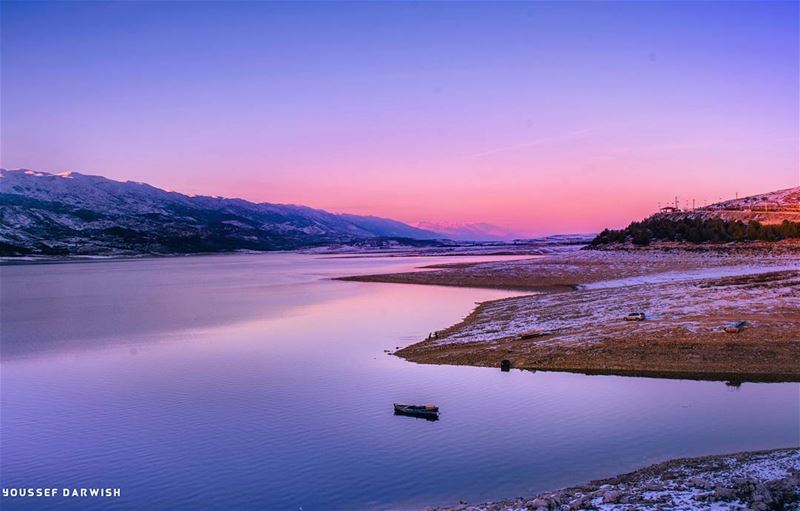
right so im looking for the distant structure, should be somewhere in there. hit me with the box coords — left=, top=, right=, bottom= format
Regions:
left=658, top=195, right=683, bottom=213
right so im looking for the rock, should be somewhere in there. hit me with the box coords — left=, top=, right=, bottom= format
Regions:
left=733, top=477, right=756, bottom=489
left=713, top=487, right=737, bottom=500
left=527, top=498, right=549, bottom=509
left=567, top=500, right=583, bottom=511
left=602, top=490, right=623, bottom=504
left=690, top=477, right=710, bottom=489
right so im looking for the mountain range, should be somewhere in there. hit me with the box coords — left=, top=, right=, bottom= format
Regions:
left=0, top=169, right=443, bottom=256
left=412, top=221, right=522, bottom=241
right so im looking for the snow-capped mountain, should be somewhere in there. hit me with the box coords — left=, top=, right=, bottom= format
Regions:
left=413, top=221, right=522, bottom=241
left=0, top=169, right=442, bottom=256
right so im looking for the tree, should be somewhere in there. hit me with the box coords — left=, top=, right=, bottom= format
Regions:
left=588, top=216, right=800, bottom=246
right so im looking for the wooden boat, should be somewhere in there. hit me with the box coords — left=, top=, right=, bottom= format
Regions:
left=393, top=403, right=439, bottom=419
left=725, top=321, right=746, bottom=333
left=624, top=312, right=646, bottom=321
left=517, top=330, right=548, bottom=340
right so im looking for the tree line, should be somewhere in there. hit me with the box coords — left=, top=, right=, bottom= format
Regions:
left=590, top=216, right=800, bottom=246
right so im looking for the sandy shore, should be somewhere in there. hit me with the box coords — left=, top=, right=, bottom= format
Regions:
left=338, top=247, right=798, bottom=291
left=426, top=448, right=800, bottom=511
left=340, top=249, right=800, bottom=381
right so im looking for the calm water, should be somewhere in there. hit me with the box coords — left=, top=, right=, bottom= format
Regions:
left=1, top=253, right=798, bottom=510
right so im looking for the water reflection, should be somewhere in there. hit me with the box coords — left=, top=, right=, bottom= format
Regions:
left=0, top=253, right=528, bottom=360
left=1, top=253, right=797, bottom=511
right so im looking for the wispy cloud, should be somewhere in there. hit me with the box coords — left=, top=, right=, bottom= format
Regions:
left=469, top=127, right=597, bottom=159
left=608, top=141, right=718, bottom=155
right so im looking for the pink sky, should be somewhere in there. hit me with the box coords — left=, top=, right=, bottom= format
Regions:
left=2, top=2, right=798, bottom=235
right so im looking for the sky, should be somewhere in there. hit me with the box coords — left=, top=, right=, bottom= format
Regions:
left=1, top=1, right=798, bottom=236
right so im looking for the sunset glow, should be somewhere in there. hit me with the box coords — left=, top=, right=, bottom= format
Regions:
left=2, top=1, right=797, bottom=235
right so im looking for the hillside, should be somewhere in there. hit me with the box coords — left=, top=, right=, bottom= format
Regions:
left=669, top=186, right=800, bottom=224
left=0, top=169, right=443, bottom=256
left=590, top=186, right=800, bottom=247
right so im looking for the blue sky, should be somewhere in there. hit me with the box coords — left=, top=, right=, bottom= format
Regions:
left=2, top=1, right=797, bottom=233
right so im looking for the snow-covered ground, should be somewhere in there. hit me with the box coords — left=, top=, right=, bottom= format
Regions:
left=425, top=265, right=799, bottom=349
left=660, top=186, right=800, bottom=225
left=389, top=249, right=799, bottom=378
left=429, top=448, right=800, bottom=511
left=578, top=264, right=800, bottom=290
left=704, top=186, right=800, bottom=212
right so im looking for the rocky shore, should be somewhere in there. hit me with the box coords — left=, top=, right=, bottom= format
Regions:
left=427, top=448, right=800, bottom=511
left=342, top=250, right=800, bottom=381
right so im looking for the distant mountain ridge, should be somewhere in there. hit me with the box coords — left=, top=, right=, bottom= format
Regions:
left=413, top=221, right=521, bottom=241
left=0, top=169, right=443, bottom=256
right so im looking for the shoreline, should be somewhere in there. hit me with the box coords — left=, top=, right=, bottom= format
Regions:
left=502, top=367, right=800, bottom=384
left=0, top=239, right=582, bottom=266
left=426, top=447, right=800, bottom=511
left=338, top=244, right=800, bottom=291
left=342, top=249, right=800, bottom=381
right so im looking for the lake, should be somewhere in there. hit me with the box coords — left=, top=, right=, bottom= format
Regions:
left=1, top=253, right=797, bottom=510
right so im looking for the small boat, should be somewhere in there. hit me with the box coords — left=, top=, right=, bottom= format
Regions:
left=725, top=321, right=746, bottom=333
left=624, top=312, right=646, bottom=321
left=393, top=403, right=439, bottom=419
left=517, top=330, right=549, bottom=340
